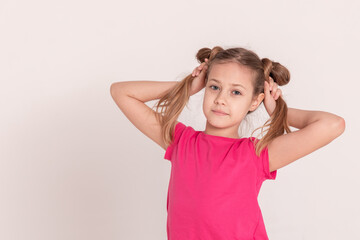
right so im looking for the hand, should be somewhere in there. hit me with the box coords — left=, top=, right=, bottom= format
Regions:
left=264, top=77, right=283, bottom=117
left=190, top=58, right=209, bottom=95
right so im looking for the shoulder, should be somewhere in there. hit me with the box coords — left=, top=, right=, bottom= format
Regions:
left=169, top=121, right=198, bottom=147
left=164, top=121, right=196, bottom=161
left=235, top=137, right=267, bottom=163
left=246, top=137, right=276, bottom=180
left=173, top=121, right=195, bottom=136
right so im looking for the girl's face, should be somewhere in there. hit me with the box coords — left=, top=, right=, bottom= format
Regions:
left=202, top=62, right=264, bottom=138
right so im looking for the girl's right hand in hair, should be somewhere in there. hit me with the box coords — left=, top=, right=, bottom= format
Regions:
left=190, top=58, right=209, bottom=95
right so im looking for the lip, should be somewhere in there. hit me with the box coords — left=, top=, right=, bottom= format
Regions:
left=212, top=110, right=229, bottom=116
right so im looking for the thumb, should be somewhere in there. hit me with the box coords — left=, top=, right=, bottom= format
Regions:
left=200, top=64, right=208, bottom=75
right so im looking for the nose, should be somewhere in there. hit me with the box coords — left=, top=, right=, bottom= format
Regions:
left=214, top=91, right=226, bottom=105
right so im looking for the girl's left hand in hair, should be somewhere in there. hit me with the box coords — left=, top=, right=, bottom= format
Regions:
left=264, top=77, right=282, bottom=117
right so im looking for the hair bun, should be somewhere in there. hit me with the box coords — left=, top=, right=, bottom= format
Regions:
left=262, top=58, right=290, bottom=86
left=196, top=46, right=224, bottom=63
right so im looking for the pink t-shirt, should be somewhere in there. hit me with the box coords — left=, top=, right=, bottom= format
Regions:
left=164, top=121, right=277, bottom=240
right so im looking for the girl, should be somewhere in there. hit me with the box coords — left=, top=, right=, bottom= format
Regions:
left=110, top=46, right=345, bottom=239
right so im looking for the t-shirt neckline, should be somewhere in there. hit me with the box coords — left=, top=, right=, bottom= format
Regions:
left=200, top=131, right=247, bottom=141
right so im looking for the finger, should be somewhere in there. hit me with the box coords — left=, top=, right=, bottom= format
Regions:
left=269, top=77, right=274, bottom=91
left=194, top=67, right=200, bottom=76
left=198, top=64, right=208, bottom=75
left=264, top=81, right=271, bottom=99
left=196, top=66, right=201, bottom=75
left=275, top=89, right=282, bottom=100
left=192, top=68, right=197, bottom=76
left=271, top=83, right=278, bottom=98
left=199, top=65, right=207, bottom=76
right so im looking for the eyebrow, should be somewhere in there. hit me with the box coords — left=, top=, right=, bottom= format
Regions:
left=209, top=78, right=247, bottom=90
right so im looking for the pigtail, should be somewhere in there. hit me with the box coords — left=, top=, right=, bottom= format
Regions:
left=250, top=58, right=292, bottom=157
left=153, top=75, right=192, bottom=147
left=153, top=46, right=223, bottom=147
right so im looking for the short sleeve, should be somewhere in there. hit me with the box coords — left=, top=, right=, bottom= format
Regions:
left=260, top=145, right=277, bottom=180
left=164, top=121, right=187, bottom=161
left=250, top=137, right=277, bottom=181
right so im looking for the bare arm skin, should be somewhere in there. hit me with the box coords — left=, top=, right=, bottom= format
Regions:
left=110, top=81, right=179, bottom=150
left=267, top=108, right=346, bottom=172
left=111, top=81, right=177, bottom=102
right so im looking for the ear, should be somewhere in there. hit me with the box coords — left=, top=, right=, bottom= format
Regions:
left=249, top=93, right=265, bottom=112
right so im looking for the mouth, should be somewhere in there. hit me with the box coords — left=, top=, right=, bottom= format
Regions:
left=212, top=110, right=229, bottom=116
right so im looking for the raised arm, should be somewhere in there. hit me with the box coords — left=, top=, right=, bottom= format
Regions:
left=267, top=107, right=345, bottom=172
left=110, top=80, right=179, bottom=150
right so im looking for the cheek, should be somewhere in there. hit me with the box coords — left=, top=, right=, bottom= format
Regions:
left=202, top=98, right=210, bottom=110
left=230, top=101, right=249, bottom=114
left=203, top=91, right=211, bottom=104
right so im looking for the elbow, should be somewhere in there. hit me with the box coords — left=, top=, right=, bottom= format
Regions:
left=329, top=116, right=346, bottom=137
left=110, top=82, right=117, bottom=96
left=110, top=81, right=130, bottom=97
left=335, top=117, right=346, bottom=136
left=318, top=115, right=346, bottom=139
left=110, top=82, right=123, bottom=97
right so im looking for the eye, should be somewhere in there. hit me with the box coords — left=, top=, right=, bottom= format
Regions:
left=209, top=85, right=242, bottom=95
left=233, top=90, right=242, bottom=95
left=209, top=85, right=219, bottom=90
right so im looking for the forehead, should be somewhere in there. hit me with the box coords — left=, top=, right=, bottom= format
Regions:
left=208, top=62, right=255, bottom=89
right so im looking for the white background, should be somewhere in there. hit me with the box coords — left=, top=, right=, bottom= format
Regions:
left=0, top=0, right=358, bottom=239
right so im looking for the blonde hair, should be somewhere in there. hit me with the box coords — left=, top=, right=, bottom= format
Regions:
left=153, top=46, right=292, bottom=157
